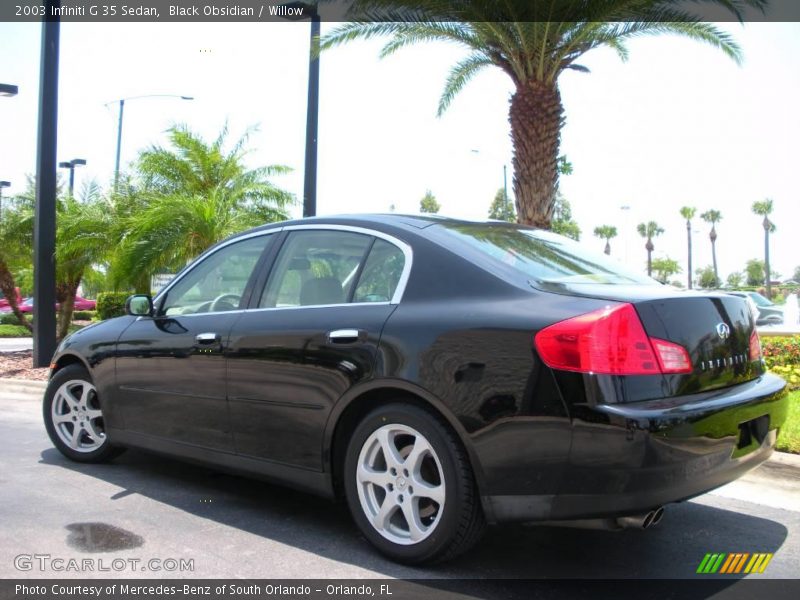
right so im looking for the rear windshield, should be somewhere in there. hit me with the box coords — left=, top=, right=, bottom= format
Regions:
left=436, top=223, right=656, bottom=286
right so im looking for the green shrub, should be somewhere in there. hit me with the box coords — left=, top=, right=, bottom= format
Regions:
left=762, top=336, right=800, bottom=368
left=0, top=324, right=31, bottom=337
left=1, top=313, right=22, bottom=325
left=72, top=310, right=96, bottom=321
left=762, top=336, right=800, bottom=391
left=771, top=365, right=800, bottom=391
left=96, top=292, right=132, bottom=320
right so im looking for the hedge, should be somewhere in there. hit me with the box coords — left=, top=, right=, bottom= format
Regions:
left=72, top=310, right=97, bottom=321
left=762, top=336, right=800, bottom=391
left=96, top=292, right=133, bottom=320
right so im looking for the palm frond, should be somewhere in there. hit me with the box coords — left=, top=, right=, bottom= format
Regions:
left=437, top=53, right=494, bottom=116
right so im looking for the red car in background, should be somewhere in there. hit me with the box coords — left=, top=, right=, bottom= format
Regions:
left=0, top=288, right=23, bottom=313
left=13, top=296, right=97, bottom=313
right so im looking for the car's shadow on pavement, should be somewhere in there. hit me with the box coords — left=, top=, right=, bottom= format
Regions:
left=39, top=447, right=789, bottom=585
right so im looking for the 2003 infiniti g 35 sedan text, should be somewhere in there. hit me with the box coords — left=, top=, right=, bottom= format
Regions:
left=43, top=215, right=788, bottom=563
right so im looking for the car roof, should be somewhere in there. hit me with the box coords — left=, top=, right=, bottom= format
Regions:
left=244, top=213, right=521, bottom=235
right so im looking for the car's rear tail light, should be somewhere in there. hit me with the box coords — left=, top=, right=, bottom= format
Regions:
left=650, top=338, right=692, bottom=374
left=534, top=303, right=692, bottom=376
left=749, top=330, right=762, bottom=361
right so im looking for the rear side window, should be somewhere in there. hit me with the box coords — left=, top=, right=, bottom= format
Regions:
left=438, top=224, right=654, bottom=285
left=260, top=230, right=372, bottom=308
left=354, top=239, right=406, bottom=303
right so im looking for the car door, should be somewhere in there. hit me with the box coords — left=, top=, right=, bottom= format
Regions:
left=227, top=227, right=411, bottom=470
left=114, top=233, right=275, bottom=451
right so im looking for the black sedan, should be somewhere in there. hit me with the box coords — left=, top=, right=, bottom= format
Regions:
left=43, top=215, right=788, bottom=563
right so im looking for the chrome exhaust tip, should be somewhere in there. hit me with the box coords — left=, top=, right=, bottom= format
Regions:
left=617, top=507, right=664, bottom=530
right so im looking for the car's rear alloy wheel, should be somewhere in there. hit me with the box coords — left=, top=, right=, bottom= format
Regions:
left=43, top=364, right=124, bottom=463
left=357, top=423, right=445, bottom=545
left=344, top=403, right=484, bottom=564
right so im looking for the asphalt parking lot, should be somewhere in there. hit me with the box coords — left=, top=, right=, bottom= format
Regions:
left=2, top=386, right=799, bottom=584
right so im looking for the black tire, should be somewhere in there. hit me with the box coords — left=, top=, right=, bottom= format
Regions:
left=43, top=364, right=125, bottom=463
left=344, top=403, right=485, bottom=564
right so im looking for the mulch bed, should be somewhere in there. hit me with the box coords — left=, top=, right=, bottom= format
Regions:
left=0, top=350, right=49, bottom=381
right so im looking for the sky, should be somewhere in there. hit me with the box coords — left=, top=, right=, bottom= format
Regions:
left=0, top=20, right=798, bottom=283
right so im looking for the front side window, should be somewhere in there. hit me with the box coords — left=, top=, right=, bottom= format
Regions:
left=260, top=230, right=372, bottom=308
left=160, top=235, right=271, bottom=316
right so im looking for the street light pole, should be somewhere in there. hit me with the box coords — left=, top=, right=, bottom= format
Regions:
left=110, top=94, right=193, bottom=191
left=304, top=10, right=320, bottom=218
left=0, top=181, right=10, bottom=220
left=279, top=2, right=320, bottom=218
left=620, top=205, right=631, bottom=264
left=58, top=158, right=86, bottom=196
left=33, top=1, right=60, bottom=368
left=114, top=98, right=125, bottom=190
left=1, top=85, right=18, bottom=222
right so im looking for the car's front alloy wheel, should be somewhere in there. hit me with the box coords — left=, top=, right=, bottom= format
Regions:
left=344, top=403, right=484, bottom=564
left=43, top=364, right=124, bottom=463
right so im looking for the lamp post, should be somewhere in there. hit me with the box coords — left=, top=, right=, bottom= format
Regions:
left=0, top=181, right=9, bottom=219
left=279, top=1, right=320, bottom=218
left=110, top=94, right=193, bottom=190
left=620, top=205, right=631, bottom=264
left=33, top=0, right=60, bottom=368
left=0, top=85, right=17, bottom=220
left=58, top=158, right=86, bottom=196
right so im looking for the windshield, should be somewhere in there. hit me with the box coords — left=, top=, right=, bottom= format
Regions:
left=748, top=292, right=773, bottom=307
left=436, top=223, right=657, bottom=286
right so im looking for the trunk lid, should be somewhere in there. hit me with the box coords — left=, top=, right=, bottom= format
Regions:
left=542, top=283, right=765, bottom=396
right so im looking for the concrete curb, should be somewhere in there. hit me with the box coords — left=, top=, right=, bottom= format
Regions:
left=0, top=378, right=47, bottom=395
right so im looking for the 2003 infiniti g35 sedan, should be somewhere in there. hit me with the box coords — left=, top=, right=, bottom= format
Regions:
left=44, top=215, right=788, bottom=563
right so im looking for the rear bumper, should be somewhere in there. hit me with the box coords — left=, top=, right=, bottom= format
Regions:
left=487, top=373, right=788, bottom=523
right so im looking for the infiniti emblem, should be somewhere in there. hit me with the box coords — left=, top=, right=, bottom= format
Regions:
left=716, top=323, right=731, bottom=340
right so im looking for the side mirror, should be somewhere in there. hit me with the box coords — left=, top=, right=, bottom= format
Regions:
left=125, top=294, right=153, bottom=317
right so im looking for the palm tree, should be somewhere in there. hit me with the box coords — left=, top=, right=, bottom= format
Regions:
left=593, top=225, right=618, bottom=255
left=637, top=221, right=665, bottom=278
left=112, top=124, right=294, bottom=288
left=0, top=190, right=34, bottom=330
left=752, top=199, right=775, bottom=298
left=679, top=206, right=696, bottom=289
left=55, top=184, right=115, bottom=340
left=321, top=0, right=759, bottom=228
left=700, top=209, right=723, bottom=285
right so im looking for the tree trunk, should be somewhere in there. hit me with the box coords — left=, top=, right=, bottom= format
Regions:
left=646, top=239, right=654, bottom=277
left=509, top=80, right=564, bottom=228
left=764, top=223, right=772, bottom=299
left=686, top=220, right=693, bottom=289
left=0, top=258, right=32, bottom=331
left=710, top=227, right=718, bottom=285
left=56, top=278, right=80, bottom=342
left=604, top=240, right=611, bottom=255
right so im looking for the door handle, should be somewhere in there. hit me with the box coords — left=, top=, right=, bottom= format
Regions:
left=195, top=332, right=220, bottom=344
left=328, top=329, right=362, bottom=343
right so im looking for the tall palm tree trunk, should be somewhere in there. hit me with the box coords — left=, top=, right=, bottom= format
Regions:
left=509, top=80, right=563, bottom=228
left=646, top=239, right=654, bottom=277
left=604, top=240, right=611, bottom=255
left=763, top=217, right=772, bottom=298
left=0, top=259, right=32, bottom=331
left=710, top=227, right=718, bottom=285
left=686, top=221, right=693, bottom=289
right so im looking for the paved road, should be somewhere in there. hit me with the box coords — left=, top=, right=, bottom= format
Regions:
left=2, top=388, right=798, bottom=584
left=0, top=338, right=33, bottom=353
